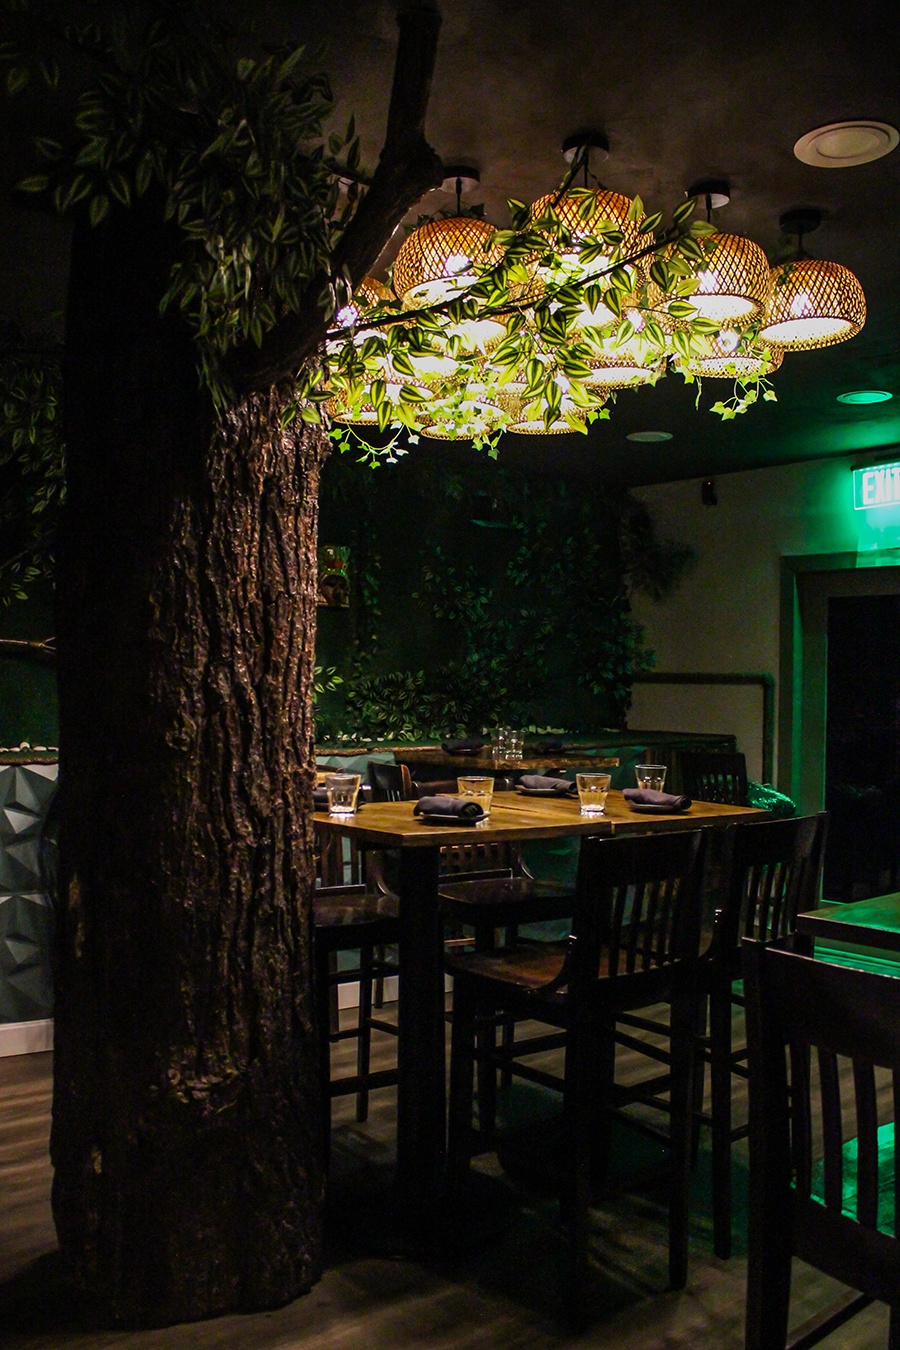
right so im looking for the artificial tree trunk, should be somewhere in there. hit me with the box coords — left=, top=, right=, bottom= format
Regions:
left=48, top=5, right=442, bottom=1324
left=52, top=199, right=329, bottom=1325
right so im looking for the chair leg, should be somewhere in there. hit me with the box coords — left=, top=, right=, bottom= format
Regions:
left=327, top=950, right=340, bottom=1035
left=744, top=1198, right=792, bottom=1350
left=709, top=985, right=734, bottom=1259
left=889, top=1306, right=900, bottom=1350
left=561, top=1019, right=598, bottom=1325
left=355, top=941, right=375, bottom=1123
left=500, top=1013, right=515, bottom=1089
left=373, top=942, right=386, bottom=1009
left=475, top=1012, right=498, bottom=1140
left=448, top=975, right=479, bottom=1209
left=691, top=993, right=709, bottom=1168
left=668, top=996, right=697, bottom=1290
left=315, top=945, right=334, bottom=1171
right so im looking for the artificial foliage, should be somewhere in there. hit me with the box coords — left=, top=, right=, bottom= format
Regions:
left=0, top=325, right=65, bottom=606
left=315, top=457, right=693, bottom=742
left=1, top=1, right=793, bottom=460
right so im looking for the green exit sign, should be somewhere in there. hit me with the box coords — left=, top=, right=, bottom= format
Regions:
left=853, top=461, right=900, bottom=510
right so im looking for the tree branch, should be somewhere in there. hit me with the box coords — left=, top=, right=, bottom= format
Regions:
left=230, top=4, right=445, bottom=395
left=0, top=636, right=56, bottom=663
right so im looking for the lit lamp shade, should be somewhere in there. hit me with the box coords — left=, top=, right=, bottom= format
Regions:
left=689, top=232, right=771, bottom=325
left=500, top=390, right=590, bottom=435
left=584, top=341, right=664, bottom=390
left=679, top=331, right=784, bottom=378
left=326, top=375, right=432, bottom=425
left=760, top=258, right=866, bottom=350
left=392, top=217, right=504, bottom=307
left=529, top=189, right=644, bottom=279
left=421, top=396, right=505, bottom=440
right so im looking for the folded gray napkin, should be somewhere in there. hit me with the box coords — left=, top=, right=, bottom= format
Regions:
left=519, top=775, right=578, bottom=795
left=414, top=795, right=484, bottom=820
left=441, top=737, right=485, bottom=754
left=623, top=788, right=692, bottom=811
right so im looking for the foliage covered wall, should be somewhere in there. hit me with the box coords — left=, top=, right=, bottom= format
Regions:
left=315, top=447, right=692, bottom=742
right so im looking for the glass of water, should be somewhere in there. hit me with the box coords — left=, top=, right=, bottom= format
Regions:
left=635, top=764, right=667, bottom=791
left=576, top=772, right=611, bottom=815
left=507, top=731, right=524, bottom=762
left=457, top=775, right=495, bottom=815
left=326, top=773, right=361, bottom=817
left=492, top=726, right=510, bottom=765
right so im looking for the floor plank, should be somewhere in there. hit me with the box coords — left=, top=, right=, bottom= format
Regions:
left=0, top=1014, right=892, bottom=1349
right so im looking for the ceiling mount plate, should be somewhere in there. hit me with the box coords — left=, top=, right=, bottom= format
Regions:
left=794, top=120, right=899, bottom=168
left=780, top=206, right=823, bottom=237
left=688, top=178, right=730, bottom=210
left=440, top=164, right=480, bottom=194
left=562, top=131, right=609, bottom=164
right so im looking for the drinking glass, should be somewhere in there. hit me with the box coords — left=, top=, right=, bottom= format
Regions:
left=457, top=775, right=495, bottom=815
left=507, top=731, right=524, bottom=762
left=576, top=772, right=611, bottom=816
left=492, top=726, right=510, bottom=765
left=635, top=764, right=667, bottom=792
left=326, top=772, right=361, bottom=817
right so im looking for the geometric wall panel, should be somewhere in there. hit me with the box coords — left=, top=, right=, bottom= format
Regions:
left=0, top=760, right=58, bottom=1023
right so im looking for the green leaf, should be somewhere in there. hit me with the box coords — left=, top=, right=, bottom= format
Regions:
left=763, top=388, right=778, bottom=402
left=88, top=193, right=110, bottom=226
left=639, top=210, right=663, bottom=235
left=666, top=300, right=698, bottom=319
left=672, top=196, right=698, bottom=228
left=16, top=175, right=49, bottom=193
left=649, top=259, right=670, bottom=291
left=626, top=194, right=644, bottom=222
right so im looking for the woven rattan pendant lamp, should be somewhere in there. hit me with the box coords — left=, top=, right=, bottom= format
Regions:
left=668, top=182, right=770, bottom=327
left=530, top=136, right=643, bottom=283
left=392, top=167, right=504, bottom=308
left=677, top=330, right=784, bottom=378
left=760, top=208, right=866, bottom=350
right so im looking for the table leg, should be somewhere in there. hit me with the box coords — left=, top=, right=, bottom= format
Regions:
left=395, top=846, right=446, bottom=1227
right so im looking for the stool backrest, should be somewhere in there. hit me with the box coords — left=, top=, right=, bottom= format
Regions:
left=717, top=814, right=827, bottom=963
left=368, top=760, right=414, bottom=801
left=680, top=751, right=749, bottom=806
left=565, top=830, right=708, bottom=1000
left=743, top=939, right=900, bottom=1310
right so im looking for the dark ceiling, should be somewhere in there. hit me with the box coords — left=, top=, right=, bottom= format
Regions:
left=2, top=0, right=899, bottom=486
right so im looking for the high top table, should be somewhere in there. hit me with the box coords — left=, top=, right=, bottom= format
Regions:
left=797, top=892, right=900, bottom=955
left=313, top=789, right=767, bottom=1237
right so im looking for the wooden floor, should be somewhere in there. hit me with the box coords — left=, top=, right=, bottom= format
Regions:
left=0, top=1011, right=892, bottom=1349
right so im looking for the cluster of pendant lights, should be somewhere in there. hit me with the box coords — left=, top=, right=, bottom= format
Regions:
left=329, top=160, right=866, bottom=439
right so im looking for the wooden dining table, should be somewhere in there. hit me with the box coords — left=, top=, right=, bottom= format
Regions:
left=312, top=788, right=768, bottom=1237
left=797, top=891, right=900, bottom=955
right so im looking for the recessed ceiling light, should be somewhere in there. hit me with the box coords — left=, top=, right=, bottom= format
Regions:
left=626, top=430, right=673, bottom=443
left=836, top=389, right=893, bottom=405
left=794, top=121, right=899, bottom=168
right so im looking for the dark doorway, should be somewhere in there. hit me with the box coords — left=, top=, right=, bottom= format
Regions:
left=824, top=593, right=900, bottom=900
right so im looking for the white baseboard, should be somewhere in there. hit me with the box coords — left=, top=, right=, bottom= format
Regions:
left=337, top=976, right=399, bottom=1009
left=336, top=973, right=451, bottom=1010
left=0, top=1018, right=53, bottom=1057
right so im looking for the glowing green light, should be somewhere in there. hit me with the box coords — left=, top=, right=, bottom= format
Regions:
left=853, top=460, right=900, bottom=510
left=837, top=390, right=893, bottom=405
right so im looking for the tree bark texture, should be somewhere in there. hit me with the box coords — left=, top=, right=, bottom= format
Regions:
left=53, top=199, right=328, bottom=1325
